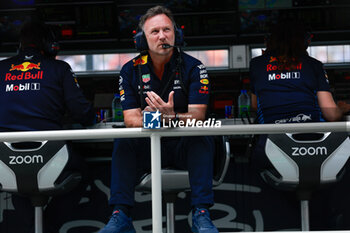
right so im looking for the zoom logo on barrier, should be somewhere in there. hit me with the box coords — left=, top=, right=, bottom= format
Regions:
left=9, top=155, right=44, bottom=165
left=143, top=111, right=161, bottom=129
left=291, top=146, right=327, bottom=156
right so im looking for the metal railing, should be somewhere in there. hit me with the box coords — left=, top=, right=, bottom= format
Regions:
left=1, top=121, right=350, bottom=233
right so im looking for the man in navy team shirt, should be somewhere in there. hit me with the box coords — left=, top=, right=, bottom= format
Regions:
left=249, top=18, right=350, bottom=187
left=250, top=20, right=350, bottom=125
left=100, top=5, right=218, bottom=233
left=0, top=23, right=95, bottom=131
left=249, top=19, right=350, bottom=229
left=0, top=21, right=95, bottom=232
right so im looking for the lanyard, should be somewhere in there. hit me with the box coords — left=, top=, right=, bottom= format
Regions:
left=137, top=50, right=188, bottom=110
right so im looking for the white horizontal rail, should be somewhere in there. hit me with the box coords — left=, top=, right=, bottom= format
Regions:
left=1, top=121, right=350, bottom=233
left=0, top=122, right=349, bottom=142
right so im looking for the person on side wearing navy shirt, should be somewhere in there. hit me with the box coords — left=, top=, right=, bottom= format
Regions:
left=249, top=19, right=350, bottom=172
left=0, top=21, right=95, bottom=232
left=0, top=23, right=95, bottom=131
left=99, top=5, right=218, bottom=233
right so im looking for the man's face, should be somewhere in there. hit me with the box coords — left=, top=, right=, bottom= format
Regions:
left=143, top=14, right=175, bottom=57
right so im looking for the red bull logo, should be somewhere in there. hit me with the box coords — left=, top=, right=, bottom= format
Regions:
left=133, top=55, right=148, bottom=66
left=267, top=63, right=302, bottom=72
left=9, top=62, right=41, bottom=72
left=199, top=86, right=209, bottom=94
left=267, top=56, right=302, bottom=71
left=5, top=71, right=43, bottom=81
left=269, top=56, right=278, bottom=63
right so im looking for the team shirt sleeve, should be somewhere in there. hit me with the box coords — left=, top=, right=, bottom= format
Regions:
left=188, top=63, right=210, bottom=105
left=119, top=64, right=140, bottom=110
left=62, top=62, right=95, bottom=126
left=314, top=61, right=331, bottom=92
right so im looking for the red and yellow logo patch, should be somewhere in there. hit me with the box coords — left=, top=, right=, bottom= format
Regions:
left=9, top=62, right=41, bottom=72
left=133, top=55, right=148, bottom=66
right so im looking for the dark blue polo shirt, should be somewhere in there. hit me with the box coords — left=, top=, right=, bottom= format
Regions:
left=0, top=48, right=95, bottom=131
left=250, top=52, right=330, bottom=124
left=119, top=50, right=210, bottom=113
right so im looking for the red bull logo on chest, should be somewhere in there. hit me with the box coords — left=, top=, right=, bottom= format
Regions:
left=133, top=55, right=148, bottom=66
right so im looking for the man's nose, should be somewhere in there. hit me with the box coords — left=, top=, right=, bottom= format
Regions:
left=159, top=30, right=166, bottom=39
